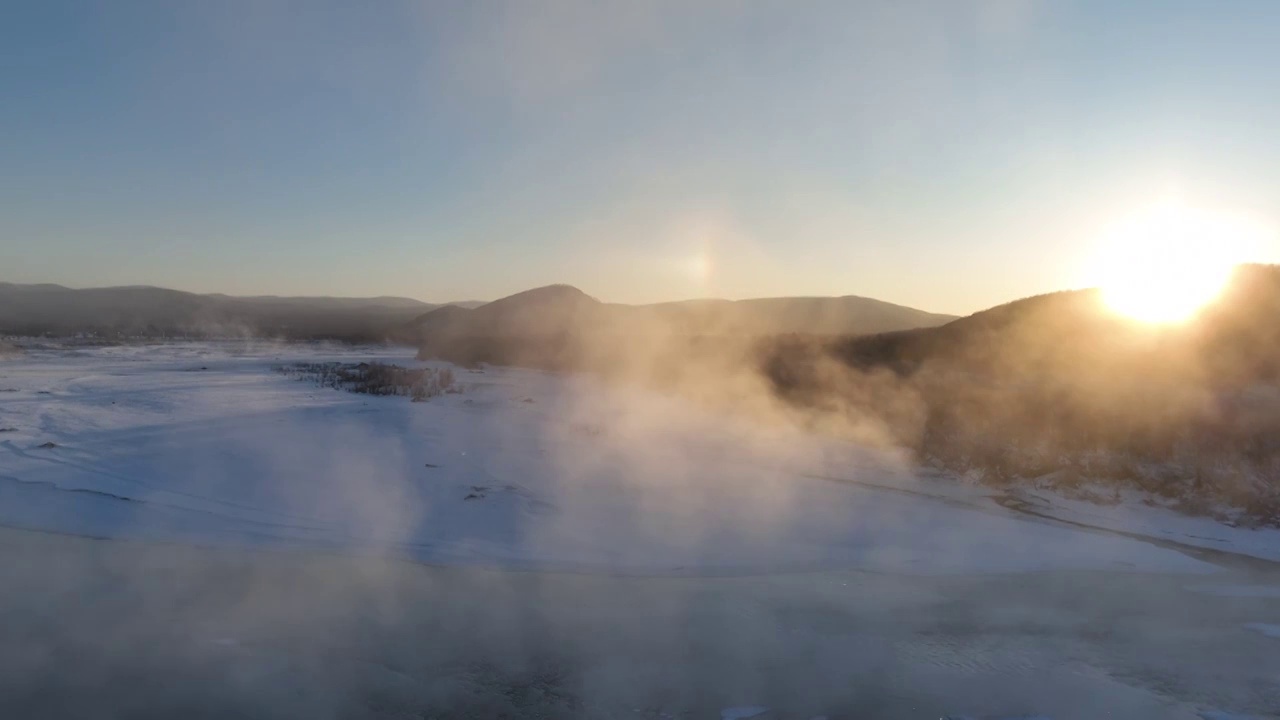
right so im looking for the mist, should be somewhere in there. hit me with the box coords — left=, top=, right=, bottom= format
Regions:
left=4, top=275, right=1280, bottom=716
left=8, top=0, right=1280, bottom=715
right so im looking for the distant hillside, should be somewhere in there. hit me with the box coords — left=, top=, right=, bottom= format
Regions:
left=0, top=283, right=477, bottom=342
left=1, top=279, right=949, bottom=346
left=759, top=264, right=1280, bottom=524
left=408, top=284, right=953, bottom=348
left=817, top=263, right=1280, bottom=387
left=828, top=288, right=1127, bottom=377
left=409, top=285, right=606, bottom=340
left=642, top=295, right=954, bottom=336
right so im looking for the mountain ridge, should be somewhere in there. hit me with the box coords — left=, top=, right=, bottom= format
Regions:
left=408, top=283, right=955, bottom=342
left=1, top=280, right=955, bottom=343
left=0, top=282, right=479, bottom=341
left=756, top=263, right=1280, bottom=523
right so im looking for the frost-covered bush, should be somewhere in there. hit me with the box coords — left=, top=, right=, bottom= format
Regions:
left=276, top=362, right=458, bottom=402
left=410, top=368, right=456, bottom=401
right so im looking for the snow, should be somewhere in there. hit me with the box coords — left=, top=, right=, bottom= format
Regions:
left=1000, top=487, right=1280, bottom=564
left=720, top=707, right=769, bottom=719
left=0, top=340, right=1251, bottom=576
left=941, top=716, right=1052, bottom=720
left=1242, top=622, right=1280, bottom=639
left=1185, top=584, right=1280, bottom=598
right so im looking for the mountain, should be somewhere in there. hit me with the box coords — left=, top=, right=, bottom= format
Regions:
left=819, top=263, right=1280, bottom=386
left=0, top=283, right=476, bottom=342
left=0, top=280, right=951, bottom=345
left=643, top=295, right=954, bottom=336
left=409, top=285, right=605, bottom=340
left=210, top=293, right=431, bottom=310
left=408, top=284, right=953, bottom=344
left=759, top=264, right=1280, bottom=523
left=826, top=288, right=1125, bottom=377
left=408, top=283, right=957, bottom=390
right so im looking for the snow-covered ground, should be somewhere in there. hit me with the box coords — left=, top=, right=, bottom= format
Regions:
left=0, top=340, right=1247, bottom=576
left=3, top=341, right=1280, bottom=719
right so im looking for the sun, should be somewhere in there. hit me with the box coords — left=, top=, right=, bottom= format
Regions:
left=1092, top=203, right=1263, bottom=324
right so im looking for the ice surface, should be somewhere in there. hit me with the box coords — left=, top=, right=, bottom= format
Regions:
left=0, top=341, right=1247, bottom=575
left=1002, top=487, right=1280, bottom=563
left=1242, top=623, right=1280, bottom=639
left=941, top=716, right=1052, bottom=720
left=720, top=707, right=768, bottom=719
left=1185, top=584, right=1280, bottom=598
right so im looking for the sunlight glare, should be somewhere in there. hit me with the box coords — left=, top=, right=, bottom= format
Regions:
left=1093, top=203, right=1264, bottom=324
left=683, top=249, right=712, bottom=283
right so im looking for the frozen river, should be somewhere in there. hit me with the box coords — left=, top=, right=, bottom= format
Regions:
left=0, top=341, right=1277, bottom=718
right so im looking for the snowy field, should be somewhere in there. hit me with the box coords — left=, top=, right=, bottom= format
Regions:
left=0, top=340, right=1263, bottom=575
left=1, top=341, right=1279, bottom=719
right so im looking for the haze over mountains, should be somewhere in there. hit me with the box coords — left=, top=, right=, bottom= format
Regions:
left=758, top=264, right=1280, bottom=522
left=5, top=268, right=1280, bottom=523
left=0, top=281, right=955, bottom=342
left=399, top=264, right=1280, bottom=523
left=0, top=282, right=481, bottom=341
left=408, top=284, right=954, bottom=340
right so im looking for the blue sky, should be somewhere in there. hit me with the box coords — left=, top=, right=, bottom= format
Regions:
left=3, top=0, right=1280, bottom=313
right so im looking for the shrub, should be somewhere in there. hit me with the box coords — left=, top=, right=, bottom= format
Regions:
left=277, top=362, right=458, bottom=402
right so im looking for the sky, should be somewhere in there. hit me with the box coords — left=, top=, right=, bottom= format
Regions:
left=3, top=0, right=1280, bottom=314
